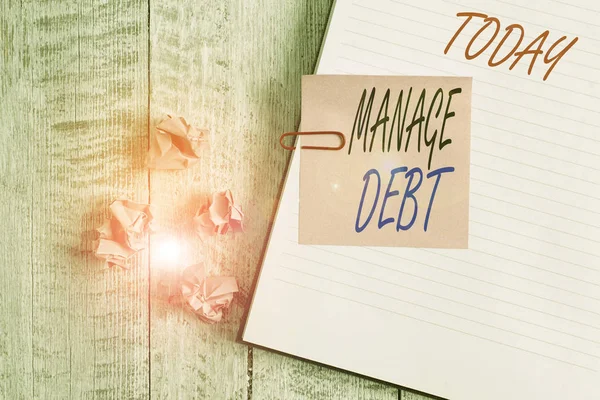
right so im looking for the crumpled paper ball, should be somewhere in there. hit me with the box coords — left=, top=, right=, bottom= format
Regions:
left=94, top=199, right=154, bottom=268
left=193, top=190, right=244, bottom=240
left=147, top=115, right=208, bottom=169
left=180, top=263, right=239, bottom=323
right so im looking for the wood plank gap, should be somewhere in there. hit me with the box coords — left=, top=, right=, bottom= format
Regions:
left=247, top=346, right=253, bottom=400
left=147, top=0, right=152, bottom=398
left=26, top=2, right=36, bottom=396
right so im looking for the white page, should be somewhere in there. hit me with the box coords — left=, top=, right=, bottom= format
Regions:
left=243, top=1, right=600, bottom=399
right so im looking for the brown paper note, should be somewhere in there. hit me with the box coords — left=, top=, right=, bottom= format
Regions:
left=299, top=75, right=472, bottom=248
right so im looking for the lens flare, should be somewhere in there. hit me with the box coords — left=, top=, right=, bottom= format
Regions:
left=154, top=238, right=182, bottom=266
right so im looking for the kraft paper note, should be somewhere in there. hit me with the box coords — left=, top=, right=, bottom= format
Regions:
left=299, top=75, right=472, bottom=248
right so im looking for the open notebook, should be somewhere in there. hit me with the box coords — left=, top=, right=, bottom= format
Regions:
left=244, top=1, right=600, bottom=399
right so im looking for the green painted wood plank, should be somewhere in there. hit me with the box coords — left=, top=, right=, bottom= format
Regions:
left=0, top=2, right=35, bottom=398
left=1, top=0, right=150, bottom=398
left=149, top=0, right=398, bottom=398
left=252, top=350, right=399, bottom=400
left=148, top=1, right=250, bottom=398
left=239, top=1, right=399, bottom=398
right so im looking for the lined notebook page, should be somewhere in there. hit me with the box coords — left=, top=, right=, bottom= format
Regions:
left=244, top=1, right=600, bottom=399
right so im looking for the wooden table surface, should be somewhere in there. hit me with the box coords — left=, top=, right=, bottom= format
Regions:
left=0, top=1, right=432, bottom=399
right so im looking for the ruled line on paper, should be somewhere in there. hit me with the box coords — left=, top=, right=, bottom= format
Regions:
left=470, top=164, right=600, bottom=204
left=290, top=225, right=600, bottom=298
left=551, top=0, right=600, bottom=13
left=330, top=231, right=600, bottom=312
left=279, top=263, right=600, bottom=359
left=470, top=191, right=600, bottom=229
left=284, top=239, right=600, bottom=330
left=473, top=122, right=600, bottom=159
left=393, top=227, right=600, bottom=283
left=348, top=15, right=451, bottom=44
left=352, top=1, right=600, bottom=63
left=472, top=204, right=600, bottom=244
left=472, top=149, right=600, bottom=185
left=471, top=206, right=600, bottom=247
left=474, top=95, right=600, bottom=131
left=367, top=246, right=600, bottom=317
left=428, top=235, right=600, bottom=290
left=390, top=0, right=600, bottom=47
left=471, top=220, right=600, bottom=262
left=444, top=0, right=600, bottom=46
left=351, top=3, right=456, bottom=33
left=274, top=277, right=597, bottom=372
left=468, top=233, right=600, bottom=276
left=338, top=45, right=447, bottom=73
left=471, top=148, right=600, bottom=186
left=287, top=217, right=600, bottom=288
left=466, top=245, right=600, bottom=285
left=347, top=10, right=598, bottom=71
left=421, top=245, right=600, bottom=294
left=278, top=261, right=600, bottom=358
left=288, top=224, right=600, bottom=291
left=469, top=183, right=600, bottom=222
left=282, top=253, right=600, bottom=344
left=388, top=0, right=599, bottom=35
left=493, top=0, right=600, bottom=27
left=287, top=245, right=600, bottom=319
left=346, top=15, right=600, bottom=83
left=471, top=108, right=600, bottom=145
left=338, top=54, right=600, bottom=117
left=472, top=136, right=600, bottom=171
left=342, top=29, right=600, bottom=97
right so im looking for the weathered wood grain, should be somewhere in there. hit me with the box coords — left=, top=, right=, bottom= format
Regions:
left=0, top=0, right=150, bottom=398
left=1, top=0, right=438, bottom=397
left=149, top=0, right=400, bottom=398
left=0, top=2, right=35, bottom=398
left=148, top=0, right=250, bottom=398
left=402, top=390, right=437, bottom=400
left=251, top=351, right=399, bottom=400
